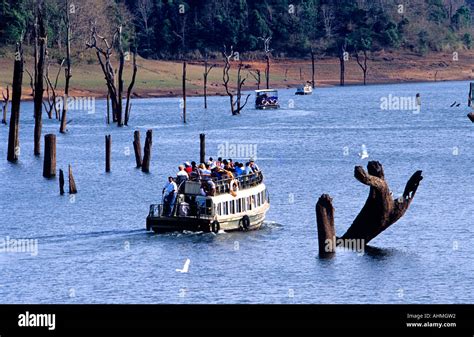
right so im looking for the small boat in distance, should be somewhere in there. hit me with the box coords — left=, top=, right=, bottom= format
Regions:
left=255, top=89, right=280, bottom=109
left=295, top=82, right=313, bottom=95
left=146, top=171, right=270, bottom=233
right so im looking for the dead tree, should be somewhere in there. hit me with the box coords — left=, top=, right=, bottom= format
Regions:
left=354, top=50, right=368, bottom=85
left=249, top=69, right=261, bottom=90
left=7, top=43, right=24, bottom=163
left=24, top=68, right=35, bottom=98
left=43, top=134, right=56, bottom=178
left=86, top=25, right=137, bottom=127
left=34, top=1, right=47, bottom=156
left=182, top=61, right=186, bottom=123
left=124, top=49, right=137, bottom=126
left=315, top=161, right=423, bottom=256
left=338, top=41, right=347, bottom=86
left=311, top=49, right=316, bottom=88
left=199, top=133, right=205, bottom=164
left=105, top=134, right=111, bottom=172
left=258, top=36, right=272, bottom=89
left=2, top=86, right=9, bottom=124
left=133, top=130, right=142, bottom=168
left=59, top=169, right=65, bottom=195
left=142, top=129, right=152, bottom=173
left=203, top=58, right=215, bottom=109
left=222, top=46, right=250, bottom=116
left=60, top=0, right=72, bottom=133
left=68, top=164, right=77, bottom=194
left=44, top=58, right=64, bottom=119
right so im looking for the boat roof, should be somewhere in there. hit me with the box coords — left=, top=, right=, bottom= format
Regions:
left=255, top=89, right=278, bottom=93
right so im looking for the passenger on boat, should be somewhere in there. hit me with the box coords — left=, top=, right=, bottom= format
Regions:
left=199, top=182, right=208, bottom=196
left=244, top=162, right=252, bottom=175
left=162, top=176, right=178, bottom=216
left=199, top=163, right=211, bottom=181
left=249, top=159, right=260, bottom=172
left=184, top=162, right=193, bottom=174
left=207, top=180, right=216, bottom=196
left=234, top=162, right=244, bottom=176
left=216, top=157, right=223, bottom=168
left=190, top=161, right=200, bottom=180
left=176, top=165, right=189, bottom=191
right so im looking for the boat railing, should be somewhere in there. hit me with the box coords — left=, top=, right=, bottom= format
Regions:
left=149, top=203, right=213, bottom=219
left=213, top=171, right=263, bottom=195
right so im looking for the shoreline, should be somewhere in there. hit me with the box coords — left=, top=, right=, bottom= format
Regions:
left=1, top=49, right=473, bottom=101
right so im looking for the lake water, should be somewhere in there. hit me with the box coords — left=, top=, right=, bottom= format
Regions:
left=0, top=81, right=473, bottom=304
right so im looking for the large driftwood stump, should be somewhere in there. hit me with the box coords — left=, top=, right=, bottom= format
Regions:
left=316, top=194, right=336, bottom=256
left=315, top=161, right=423, bottom=255
left=468, top=112, right=474, bottom=123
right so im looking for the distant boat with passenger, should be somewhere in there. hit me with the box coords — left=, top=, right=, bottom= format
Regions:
left=295, top=82, right=313, bottom=95
left=255, top=89, right=280, bottom=109
left=146, top=161, right=270, bottom=234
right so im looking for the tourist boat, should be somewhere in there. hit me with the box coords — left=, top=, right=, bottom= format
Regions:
left=295, top=83, right=313, bottom=95
left=146, top=171, right=270, bottom=233
left=255, top=89, right=280, bottom=109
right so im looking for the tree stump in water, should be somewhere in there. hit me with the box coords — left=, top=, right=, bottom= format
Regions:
left=105, top=134, right=111, bottom=172
left=68, top=164, right=77, bottom=194
left=468, top=112, right=474, bottom=123
left=59, top=169, right=65, bottom=195
left=142, top=129, right=152, bottom=173
left=7, top=44, right=23, bottom=163
left=133, top=130, right=142, bottom=168
left=315, top=161, right=423, bottom=255
left=200, top=133, right=206, bottom=164
left=42, top=134, right=56, bottom=178
left=315, top=194, right=336, bottom=257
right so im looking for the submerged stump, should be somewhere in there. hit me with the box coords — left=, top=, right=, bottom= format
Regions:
left=468, top=112, right=474, bottom=123
left=133, top=130, right=142, bottom=168
left=42, top=134, right=56, bottom=178
left=200, top=133, right=206, bottom=164
left=142, top=129, right=152, bottom=173
left=105, top=134, right=111, bottom=172
left=59, top=169, right=65, bottom=195
left=315, top=161, right=423, bottom=256
left=68, top=164, right=77, bottom=194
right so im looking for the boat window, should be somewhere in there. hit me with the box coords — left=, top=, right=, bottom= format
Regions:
left=230, top=200, right=235, bottom=214
left=217, top=203, right=222, bottom=216
left=223, top=202, right=228, bottom=215
left=247, top=197, right=252, bottom=210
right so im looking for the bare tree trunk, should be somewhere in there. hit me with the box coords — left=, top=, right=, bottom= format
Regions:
left=68, top=164, right=77, bottom=194
left=315, top=161, right=423, bottom=255
left=106, top=92, right=110, bottom=124
left=316, top=194, right=336, bottom=257
left=60, top=2, right=71, bottom=134
left=117, top=28, right=124, bottom=127
left=339, top=53, right=345, bottom=86
left=7, top=44, right=23, bottom=163
left=182, top=61, right=186, bottom=123
left=141, top=129, right=152, bottom=173
left=124, top=51, right=137, bottom=126
left=222, top=46, right=250, bottom=116
left=199, top=133, right=205, bottom=164
left=34, top=2, right=47, bottom=156
left=311, top=50, right=315, bottom=88
left=133, top=130, right=142, bottom=168
left=203, top=59, right=214, bottom=109
left=2, top=86, right=9, bottom=124
left=105, top=134, right=111, bottom=172
left=59, top=169, right=65, bottom=195
left=354, top=50, right=368, bottom=85
left=43, top=134, right=56, bottom=178
left=265, top=55, right=270, bottom=89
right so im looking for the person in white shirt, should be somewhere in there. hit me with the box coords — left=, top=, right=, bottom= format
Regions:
left=176, top=165, right=189, bottom=191
left=162, top=176, right=178, bottom=216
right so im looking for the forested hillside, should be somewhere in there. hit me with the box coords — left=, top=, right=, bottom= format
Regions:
left=0, top=0, right=473, bottom=59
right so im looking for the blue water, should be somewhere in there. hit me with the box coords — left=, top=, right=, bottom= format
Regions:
left=0, top=80, right=473, bottom=303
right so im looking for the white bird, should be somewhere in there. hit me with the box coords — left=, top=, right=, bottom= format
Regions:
left=359, top=144, right=369, bottom=160
left=176, top=258, right=190, bottom=273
